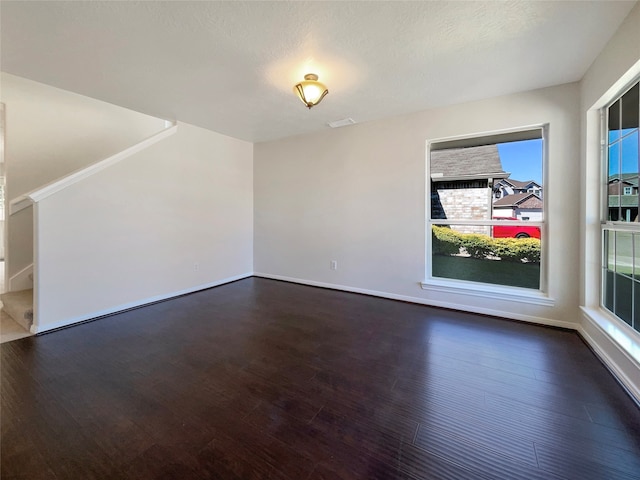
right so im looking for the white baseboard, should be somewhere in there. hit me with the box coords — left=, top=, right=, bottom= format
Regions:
left=253, top=272, right=575, bottom=330
left=30, top=271, right=640, bottom=405
left=31, top=272, right=253, bottom=334
left=255, top=273, right=639, bottom=403
left=578, top=309, right=640, bottom=404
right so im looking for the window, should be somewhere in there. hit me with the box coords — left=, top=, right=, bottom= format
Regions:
left=603, top=80, right=640, bottom=333
left=426, top=127, right=545, bottom=291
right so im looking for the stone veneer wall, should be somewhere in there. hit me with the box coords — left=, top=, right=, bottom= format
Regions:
left=437, top=187, right=492, bottom=235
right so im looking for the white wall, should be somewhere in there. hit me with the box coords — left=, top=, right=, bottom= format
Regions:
left=0, top=73, right=167, bottom=200
left=34, top=121, right=253, bottom=332
left=1, top=73, right=167, bottom=280
left=579, top=3, right=640, bottom=399
left=255, top=83, right=580, bottom=328
left=9, top=206, right=32, bottom=275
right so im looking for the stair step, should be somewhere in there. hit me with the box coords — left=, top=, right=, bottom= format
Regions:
left=1, top=289, right=34, bottom=332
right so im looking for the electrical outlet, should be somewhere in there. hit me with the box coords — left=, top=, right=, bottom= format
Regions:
left=330, top=260, right=338, bottom=270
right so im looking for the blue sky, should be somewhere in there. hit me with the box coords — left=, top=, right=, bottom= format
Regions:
left=497, top=133, right=638, bottom=185
left=608, top=130, right=639, bottom=176
left=497, top=139, right=543, bottom=185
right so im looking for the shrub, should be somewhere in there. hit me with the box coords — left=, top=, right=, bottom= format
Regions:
left=517, top=238, right=541, bottom=263
left=431, top=225, right=541, bottom=263
left=492, top=238, right=524, bottom=262
left=432, top=225, right=461, bottom=255
left=458, top=233, right=494, bottom=259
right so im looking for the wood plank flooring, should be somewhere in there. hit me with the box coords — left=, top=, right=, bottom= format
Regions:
left=2, top=277, right=640, bottom=479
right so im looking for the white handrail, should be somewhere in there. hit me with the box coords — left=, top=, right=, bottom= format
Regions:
left=9, top=195, right=32, bottom=215
left=9, top=122, right=178, bottom=215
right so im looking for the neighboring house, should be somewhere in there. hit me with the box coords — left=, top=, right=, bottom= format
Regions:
left=494, top=178, right=543, bottom=200
left=492, top=192, right=544, bottom=221
left=430, top=144, right=509, bottom=234
left=608, top=173, right=639, bottom=222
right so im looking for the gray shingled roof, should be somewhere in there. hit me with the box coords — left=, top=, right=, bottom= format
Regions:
left=608, top=174, right=638, bottom=187
left=431, top=144, right=508, bottom=181
left=493, top=192, right=541, bottom=207
left=501, top=178, right=541, bottom=189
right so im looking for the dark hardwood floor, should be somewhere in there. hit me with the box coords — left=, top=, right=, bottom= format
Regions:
left=2, top=277, right=640, bottom=479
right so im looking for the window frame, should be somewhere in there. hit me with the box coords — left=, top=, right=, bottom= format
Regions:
left=600, top=78, right=640, bottom=335
left=421, top=124, right=553, bottom=307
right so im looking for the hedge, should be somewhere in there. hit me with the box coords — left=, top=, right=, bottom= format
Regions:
left=432, top=225, right=462, bottom=255
left=432, top=225, right=540, bottom=263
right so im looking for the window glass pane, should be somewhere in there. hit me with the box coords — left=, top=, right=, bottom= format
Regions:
left=606, top=229, right=615, bottom=272
left=606, top=231, right=634, bottom=327
left=431, top=139, right=543, bottom=222
left=635, top=232, right=640, bottom=280
left=431, top=224, right=541, bottom=289
left=603, top=230, right=616, bottom=314
left=634, top=281, right=640, bottom=333
left=607, top=142, right=622, bottom=221
left=608, top=142, right=620, bottom=177
left=603, top=269, right=615, bottom=313
left=620, top=132, right=638, bottom=223
left=608, top=99, right=621, bottom=142
left=496, top=139, right=544, bottom=221
left=621, top=83, right=639, bottom=131
left=621, top=131, right=639, bottom=175
left=430, top=180, right=492, bottom=221
left=428, top=131, right=543, bottom=292
left=615, top=231, right=633, bottom=277
left=615, top=273, right=633, bottom=326
left=601, top=81, right=640, bottom=345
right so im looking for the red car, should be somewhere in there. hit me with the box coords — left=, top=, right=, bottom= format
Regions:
left=492, top=217, right=541, bottom=239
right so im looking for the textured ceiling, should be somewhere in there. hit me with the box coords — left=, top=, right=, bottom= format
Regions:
left=0, top=1, right=636, bottom=143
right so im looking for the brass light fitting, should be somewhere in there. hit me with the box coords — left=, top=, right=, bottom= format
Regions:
left=293, top=73, right=329, bottom=109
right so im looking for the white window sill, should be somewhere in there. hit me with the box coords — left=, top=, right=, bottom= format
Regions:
left=581, top=306, right=640, bottom=366
left=421, top=278, right=555, bottom=307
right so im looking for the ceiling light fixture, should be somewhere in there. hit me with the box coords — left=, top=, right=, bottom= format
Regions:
left=293, top=73, right=328, bottom=109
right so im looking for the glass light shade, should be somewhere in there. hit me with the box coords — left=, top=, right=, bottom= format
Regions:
left=293, top=74, right=328, bottom=109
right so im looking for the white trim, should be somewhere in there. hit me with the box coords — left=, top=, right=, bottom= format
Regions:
left=32, top=203, right=39, bottom=332
left=592, top=58, right=640, bottom=111
left=254, top=272, right=570, bottom=329
left=584, top=73, right=640, bottom=374
left=430, top=219, right=544, bottom=228
left=9, top=195, right=32, bottom=215
left=28, top=271, right=638, bottom=404
left=256, top=274, right=637, bottom=403
left=420, top=279, right=555, bottom=307
left=8, top=263, right=33, bottom=292
left=580, top=306, right=640, bottom=365
left=31, top=272, right=252, bottom=334
left=579, top=307, right=640, bottom=403
left=425, top=123, right=549, bottom=295
left=427, top=123, right=544, bottom=149
left=602, top=222, right=640, bottom=233
left=26, top=124, right=177, bottom=203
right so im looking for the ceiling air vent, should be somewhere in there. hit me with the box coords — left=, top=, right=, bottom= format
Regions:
left=327, top=118, right=356, bottom=128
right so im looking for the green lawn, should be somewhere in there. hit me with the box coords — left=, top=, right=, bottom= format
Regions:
left=432, top=255, right=540, bottom=289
